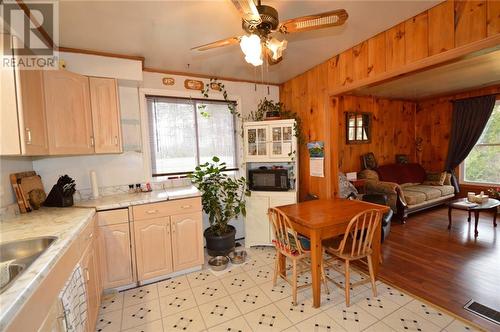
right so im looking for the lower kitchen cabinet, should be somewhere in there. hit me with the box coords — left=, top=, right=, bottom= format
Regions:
left=134, top=217, right=174, bottom=281
left=245, top=191, right=297, bottom=247
left=171, top=212, right=204, bottom=271
left=99, top=223, right=134, bottom=289
left=82, top=244, right=100, bottom=331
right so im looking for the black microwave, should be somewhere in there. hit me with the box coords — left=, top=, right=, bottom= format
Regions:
left=248, top=169, right=289, bottom=191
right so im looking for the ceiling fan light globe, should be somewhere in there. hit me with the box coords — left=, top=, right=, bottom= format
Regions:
left=240, top=34, right=263, bottom=66
left=266, top=38, right=287, bottom=61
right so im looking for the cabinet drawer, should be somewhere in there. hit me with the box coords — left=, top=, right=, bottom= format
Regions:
left=133, top=197, right=201, bottom=221
left=79, top=215, right=96, bottom=252
left=97, top=208, right=128, bottom=226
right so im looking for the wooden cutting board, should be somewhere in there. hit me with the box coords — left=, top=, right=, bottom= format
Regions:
left=10, top=171, right=46, bottom=213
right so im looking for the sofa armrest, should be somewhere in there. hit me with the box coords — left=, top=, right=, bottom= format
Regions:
left=365, top=180, right=402, bottom=196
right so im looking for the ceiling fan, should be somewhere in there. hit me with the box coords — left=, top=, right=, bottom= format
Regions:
left=191, top=0, right=348, bottom=66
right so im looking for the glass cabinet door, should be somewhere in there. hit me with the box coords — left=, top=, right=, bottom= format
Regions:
left=257, top=127, right=267, bottom=155
left=246, top=128, right=257, bottom=156
left=270, top=125, right=293, bottom=158
left=246, top=126, right=267, bottom=157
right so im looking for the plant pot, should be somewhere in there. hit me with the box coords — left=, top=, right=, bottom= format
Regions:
left=204, top=225, right=236, bottom=257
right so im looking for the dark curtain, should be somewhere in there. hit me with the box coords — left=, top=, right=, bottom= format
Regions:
left=445, top=95, right=496, bottom=192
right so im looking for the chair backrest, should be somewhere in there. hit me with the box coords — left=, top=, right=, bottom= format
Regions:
left=268, top=207, right=307, bottom=256
left=336, top=209, right=382, bottom=258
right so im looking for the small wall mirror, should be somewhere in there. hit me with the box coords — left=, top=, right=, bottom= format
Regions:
left=346, top=112, right=371, bottom=144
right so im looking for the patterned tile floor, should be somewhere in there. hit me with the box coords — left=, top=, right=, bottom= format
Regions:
left=95, top=246, right=480, bottom=332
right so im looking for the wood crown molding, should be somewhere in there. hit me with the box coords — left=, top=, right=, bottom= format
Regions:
left=143, top=67, right=281, bottom=87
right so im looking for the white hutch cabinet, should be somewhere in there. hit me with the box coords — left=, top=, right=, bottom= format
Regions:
left=244, top=119, right=296, bottom=162
left=243, top=119, right=298, bottom=247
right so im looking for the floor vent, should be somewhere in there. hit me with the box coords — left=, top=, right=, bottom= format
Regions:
left=464, top=299, right=500, bottom=325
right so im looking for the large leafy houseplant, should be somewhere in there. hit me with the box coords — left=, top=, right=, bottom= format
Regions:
left=188, top=157, right=250, bottom=237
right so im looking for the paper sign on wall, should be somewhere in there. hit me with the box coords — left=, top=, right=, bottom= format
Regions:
left=310, top=158, right=324, bottom=177
left=307, top=141, right=325, bottom=177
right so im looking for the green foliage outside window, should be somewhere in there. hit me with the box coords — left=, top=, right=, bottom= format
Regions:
left=463, top=103, right=500, bottom=184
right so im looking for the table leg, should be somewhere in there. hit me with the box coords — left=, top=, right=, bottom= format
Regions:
left=493, top=208, right=497, bottom=227
left=448, top=206, right=452, bottom=230
left=372, top=222, right=381, bottom=276
left=310, top=230, right=322, bottom=308
left=474, top=211, right=480, bottom=237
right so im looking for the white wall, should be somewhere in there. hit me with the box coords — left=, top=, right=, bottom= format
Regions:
left=0, top=157, right=34, bottom=207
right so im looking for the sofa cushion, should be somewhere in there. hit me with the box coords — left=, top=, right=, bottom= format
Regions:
left=403, top=189, right=427, bottom=205
left=376, top=163, right=426, bottom=185
left=402, top=185, right=455, bottom=206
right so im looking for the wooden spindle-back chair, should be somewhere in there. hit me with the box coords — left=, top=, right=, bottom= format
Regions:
left=268, top=207, right=329, bottom=305
left=324, top=209, right=382, bottom=306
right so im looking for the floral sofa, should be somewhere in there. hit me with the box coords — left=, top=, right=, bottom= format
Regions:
left=359, top=163, right=455, bottom=223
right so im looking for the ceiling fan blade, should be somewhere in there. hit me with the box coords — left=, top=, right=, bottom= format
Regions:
left=231, top=0, right=262, bottom=25
left=191, top=36, right=241, bottom=51
left=278, top=9, right=348, bottom=34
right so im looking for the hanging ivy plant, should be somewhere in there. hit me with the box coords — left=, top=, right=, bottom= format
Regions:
left=252, top=98, right=305, bottom=144
left=200, top=78, right=240, bottom=118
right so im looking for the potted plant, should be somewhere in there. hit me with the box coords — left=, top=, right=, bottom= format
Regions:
left=188, top=156, right=250, bottom=256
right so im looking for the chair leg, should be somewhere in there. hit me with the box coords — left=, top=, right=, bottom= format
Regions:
left=292, top=259, right=298, bottom=306
left=321, top=262, right=330, bottom=295
left=272, top=252, right=279, bottom=286
left=344, top=260, right=350, bottom=307
left=367, top=255, right=377, bottom=297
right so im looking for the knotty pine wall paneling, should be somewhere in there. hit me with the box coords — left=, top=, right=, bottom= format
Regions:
left=280, top=0, right=499, bottom=200
left=385, top=23, right=406, bottom=71
left=428, top=0, right=455, bottom=55
left=367, top=33, right=386, bottom=78
left=454, top=0, right=487, bottom=47
left=336, top=96, right=417, bottom=173
left=405, top=12, right=429, bottom=63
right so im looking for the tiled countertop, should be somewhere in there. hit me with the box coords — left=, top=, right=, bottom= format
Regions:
left=0, top=207, right=96, bottom=330
left=0, top=185, right=201, bottom=330
left=74, top=185, right=200, bottom=210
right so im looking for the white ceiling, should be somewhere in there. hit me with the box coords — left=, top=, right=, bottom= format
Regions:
left=59, top=0, right=442, bottom=84
left=353, top=49, right=500, bottom=100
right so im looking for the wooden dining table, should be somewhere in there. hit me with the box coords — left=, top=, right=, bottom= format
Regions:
left=277, top=198, right=390, bottom=308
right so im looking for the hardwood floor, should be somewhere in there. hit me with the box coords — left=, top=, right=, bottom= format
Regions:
left=379, top=206, right=500, bottom=331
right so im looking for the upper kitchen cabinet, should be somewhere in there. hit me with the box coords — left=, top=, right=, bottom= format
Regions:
left=0, top=39, right=20, bottom=155
left=89, top=77, right=122, bottom=154
left=16, top=69, right=50, bottom=155
left=1, top=35, right=48, bottom=156
left=44, top=70, right=94, bottom=155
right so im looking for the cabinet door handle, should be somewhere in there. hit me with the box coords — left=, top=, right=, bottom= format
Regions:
left=25, top=128, right=32, bottom=145
left=88, top=232, right=93, bottom=239
left=172, top=224, right=176, bottom=233
left=84, top=268, right=90, bottom=282
left=181, top=205, right=191, bottom=209
left=114, top=136, right=118, bottom=145
left=146, top=209, right=159, bottom=214
left=90, top=136, right=95, bottom=147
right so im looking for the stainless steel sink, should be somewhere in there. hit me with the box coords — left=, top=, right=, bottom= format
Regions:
left=0, top=236, right=57, bottom=293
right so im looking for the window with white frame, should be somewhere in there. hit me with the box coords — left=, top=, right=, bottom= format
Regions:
left=146, top=96, right=237, bottom=176
left=461, top=100, right=500, bottom=185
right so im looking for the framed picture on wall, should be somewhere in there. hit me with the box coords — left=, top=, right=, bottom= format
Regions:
left=345, top=112, right=371, bottom=144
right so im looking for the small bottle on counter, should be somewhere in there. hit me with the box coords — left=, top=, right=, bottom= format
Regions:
left=135, top=184, right=141, bottom=193
left=128, top=184, right=135, bottom=194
